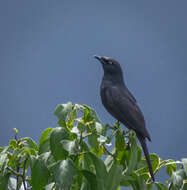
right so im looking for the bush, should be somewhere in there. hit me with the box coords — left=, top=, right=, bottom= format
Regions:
left=0, top=102, right=187, bottom=190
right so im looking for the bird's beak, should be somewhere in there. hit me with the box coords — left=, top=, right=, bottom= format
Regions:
left=94, top=55, right=109, bottom=65
left=94, top=55, right=106, bottom=65
left=93, top=55, right=102, bottom=61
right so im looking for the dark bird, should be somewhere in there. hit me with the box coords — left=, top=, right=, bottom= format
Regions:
left=94, top=55, right=154, bottom=181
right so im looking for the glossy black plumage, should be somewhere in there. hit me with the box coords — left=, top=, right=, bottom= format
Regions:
left=95, top=55, right=154, bottom=181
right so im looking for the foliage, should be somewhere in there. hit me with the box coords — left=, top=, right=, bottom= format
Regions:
left=0, top=102, right=186, bottom=190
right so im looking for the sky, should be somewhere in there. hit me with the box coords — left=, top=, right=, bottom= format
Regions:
left=0, top=0, right=187, bottom=185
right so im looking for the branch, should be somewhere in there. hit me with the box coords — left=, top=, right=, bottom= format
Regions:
left=7, top=167, right=22, bottom=177
left=103, top=145, right=115, bottom=158
left=22, top=157, right=28, bottom=190
left=82, top=132, right=92, bottom=138
left=168, top=183, right=173, bottom=190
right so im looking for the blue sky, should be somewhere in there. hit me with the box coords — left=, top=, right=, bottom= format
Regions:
left=0, top=0, right=187, bottom=183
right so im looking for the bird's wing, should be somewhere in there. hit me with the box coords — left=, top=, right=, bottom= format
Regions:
left=124, top=86, right=137, bottom=103
left=102, top=86, right=151, bottom=140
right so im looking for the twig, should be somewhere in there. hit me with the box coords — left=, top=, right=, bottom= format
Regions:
left=78, top=151, right=89, bottom=155
left=15, top=132, right=18, bottom=141
left=7, top=167, right=22, bottom=177
left=168, top=183, right=173, bottom=190
left=79, top=132, right=83, bottom=144
left=103, top=145, right=115, bottom=158
left=16, top=160, right=20, bottom=190
left=108, top=125, right=116, bottom=130
left=22, top=157, right=28, bottom=190
left=82, top=132, right=92, bottom=138
left=8, top=157, right=28, bottom=190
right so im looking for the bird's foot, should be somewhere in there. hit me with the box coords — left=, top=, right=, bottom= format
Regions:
left=117, top=120, right=120, bottom=126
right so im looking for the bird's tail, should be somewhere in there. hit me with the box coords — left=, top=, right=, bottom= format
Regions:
left=136, top=134, right=155, bottom=182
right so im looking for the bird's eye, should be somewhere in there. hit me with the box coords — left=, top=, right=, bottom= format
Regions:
left=108, top=60, right=113, bottom=65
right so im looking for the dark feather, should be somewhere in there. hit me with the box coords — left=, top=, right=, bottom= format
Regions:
left=95, top=55, right=154, bottom=181
left=101, top=84, right=151, bottom=141
left=136, top=134, right=155, bottom=181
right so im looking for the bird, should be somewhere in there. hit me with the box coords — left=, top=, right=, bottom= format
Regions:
left=94, top=55, right=154, bottom=182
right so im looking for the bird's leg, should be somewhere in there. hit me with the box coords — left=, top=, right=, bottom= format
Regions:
left=117, top=120, right=120, bottom=126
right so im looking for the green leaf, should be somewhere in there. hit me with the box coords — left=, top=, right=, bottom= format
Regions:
left=171, top=169, right=186, bottom=189
left=0, top=173, right=10, bottom=190
left=80, top=181, right=90, bottom=190
left=61, top=139, right=79, bottom=155
left=120, top=175, right=134, bottom=187
left=137, top=153, right=159, bottom=177
left=105, top=164, right=123, bottom=190
left=54, top=102, right=73, bottom=126
left=95, top=122, right=106, bottom=136
left=9, top=140, right=17, bottom=149
left=97, top=135, right=107, bottom=144
left=88, top=132, right=99, bottom=153
left=83, top=105, right=101, bottom=123
left=77, top=121, right=86, bottom=132
left=115, top=130, right=126, bottom=151
left=182, top=158, right=187, bottom=176
left=4, top=102, right=187, bottom=190
left=182, top=180, right=187, bottom=189
left=120, top=172, right=147, bottom=189
left=116, top=149, right=128, bottom=168
left=88, top=152, right=107, bottom=189
left=147, top=183, right=154, bottom=190
left=81, top=153, right=93, bottom=171
left=45, top=183, right=55, bottom=190
left=23, top=137, right=38, bottom=151
left=155, top=182, right=168, bottom=190
left=0, top=153, right=8, bottom=175
left=30, top=155, right=50, bottom=190
left=53, top=159, right=76, bottom=189
left=131, top=172, right=147, bottom=190
left=8, top=177, right=25, bottom=190
left=11, top=145, right=36, bottom=160
left=105, top=154, right=114, bottom=171
left=81, top=170, right=99, bottom=190
left=39, top=139, right=51, bottom=155
left=126, top=134, right=138, bottom=174
left=70, top=126, right=80, bottom=138
left=165, top=159, right=177, bottom=176
left=39, top=152, right=55, bottom=167
left=13, top=128, right=18, bottom=134
left=81, top=139, right=90, bottom=151
left=67, top=107, right=77, bottom=127
left=50, top=127, right=69, bottom=161
left=106, top=126, right=118, bottom=144
left=39, top=128, right=53, bottom=154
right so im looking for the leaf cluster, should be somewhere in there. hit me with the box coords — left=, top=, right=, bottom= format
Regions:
left=0, top=102, right=186, bottom=190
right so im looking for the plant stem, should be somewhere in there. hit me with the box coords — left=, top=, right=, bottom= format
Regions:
left=168, top=183, right=173, bottom=190
left=103, top=145, right=115, bottom=158
left=16, top=160, right=20, bottom=190
left=7, top=167, right=22, bottom=177
left=22, top=157, right=28, bottom=190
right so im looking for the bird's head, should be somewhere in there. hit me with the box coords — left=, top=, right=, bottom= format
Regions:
left=94, top=55, right=123, bottom=81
